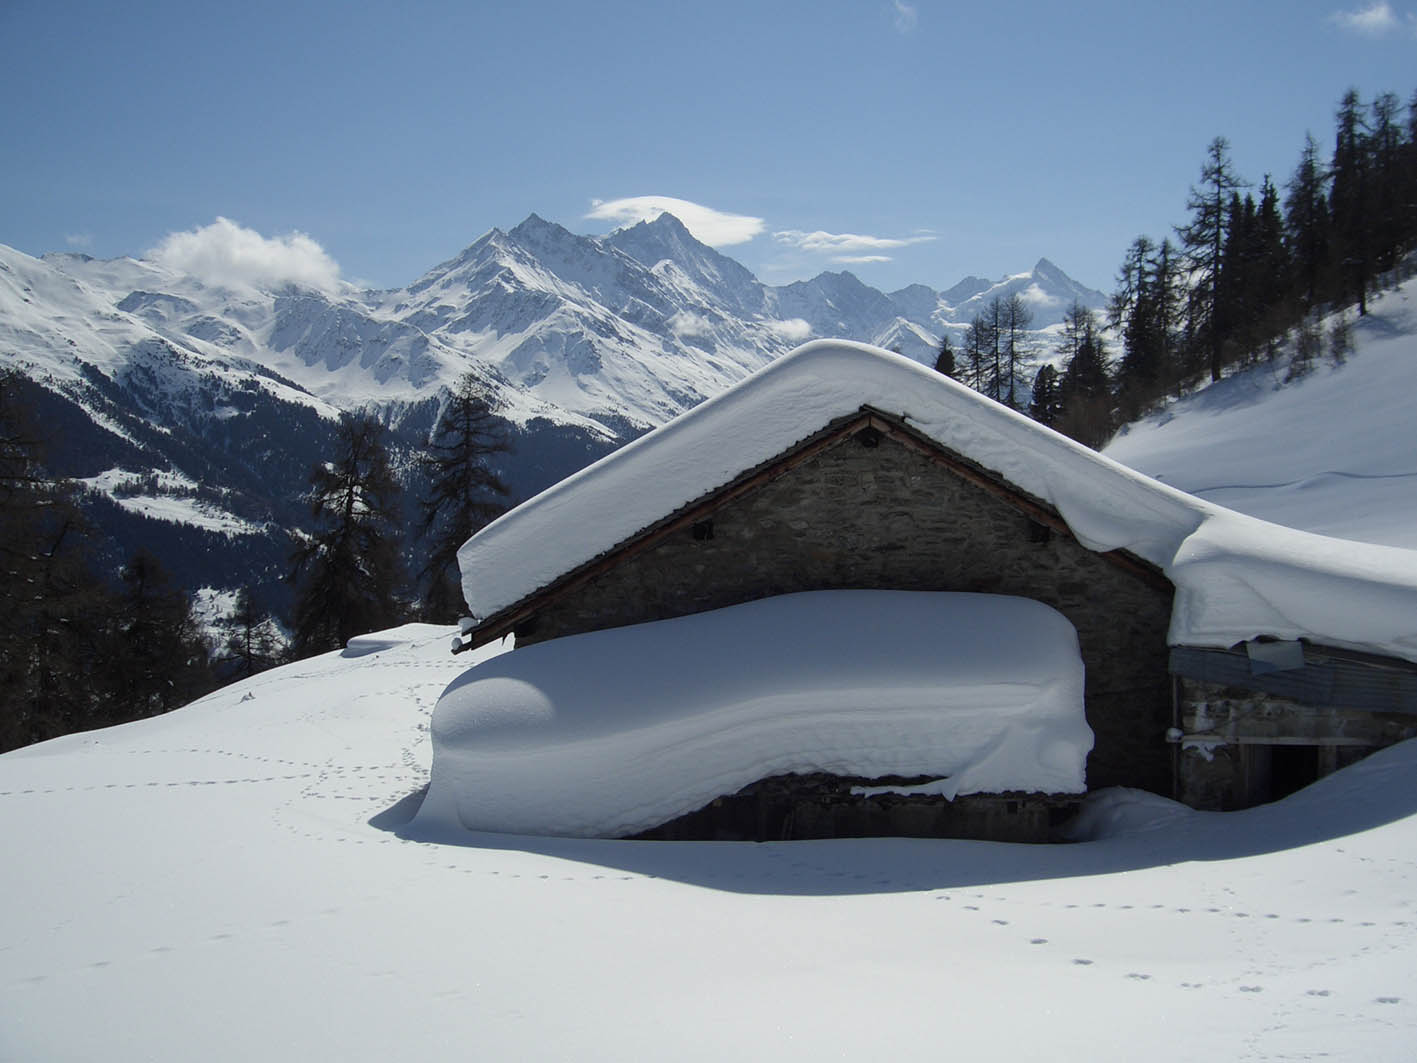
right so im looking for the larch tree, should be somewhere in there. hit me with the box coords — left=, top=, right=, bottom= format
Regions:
left=217, top=588, right=282, bottom=680
left=1000, top=293, right=1035, bottom=410
left=961, top=315, right=993, bottom=395
left=1176, top=136, right=1248, bottom=381
left=289, top=413, right=404, bottom=657
left=417, top=373, right=511, bottom=622
left=1284, top=132, right=1332, bottom=315
left=1329, top=89, right=1372, bottom=315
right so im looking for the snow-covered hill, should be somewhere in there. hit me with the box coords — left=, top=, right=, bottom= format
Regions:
left=5, top=622, right=1417, bottom=1060
left=1105, top=276, right=1417, bottom=550
left=6, top=248, right=1417, bottom=1063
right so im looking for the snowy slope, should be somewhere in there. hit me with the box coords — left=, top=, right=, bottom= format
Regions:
left=1105, top=277, right=1417, bottom=550
left=5, top=624, right=1417, bottom=1061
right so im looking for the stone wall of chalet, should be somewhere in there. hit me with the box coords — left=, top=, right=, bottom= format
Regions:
left=1176, top=677, right=1417, bottom=809
left=517, top=432, right=1176, bottom=794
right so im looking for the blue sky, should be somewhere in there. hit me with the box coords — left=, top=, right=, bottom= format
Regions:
left=2, top=0, right=1415, bottom=295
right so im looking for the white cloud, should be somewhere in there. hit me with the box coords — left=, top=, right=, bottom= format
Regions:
left=147, top=217, right=343, bottom=294
left=767, top=318, right=813, bottom=342
left=833, top=254, right=893, bottom=264
left=585, top=196, right=764, bottom=246
left=892, top=1, right=918, bottom=33
left=1328, top=1, right=1406, bottom=34
left=65, top=232, right=93, bottom=249
left=668, top=310, right=713, bottom=338
left=773, top=229, right=936, bottom=254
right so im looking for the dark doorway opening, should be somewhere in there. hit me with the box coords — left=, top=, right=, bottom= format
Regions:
left=1268, top=744, right=1322, bottom=801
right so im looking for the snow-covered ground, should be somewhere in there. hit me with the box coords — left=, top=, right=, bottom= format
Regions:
left=1105, top=278, right=1417, bottom=550
left=6, top=624, right=1417, bottom=1061
left=6, top=279, right=1417, bottom=1060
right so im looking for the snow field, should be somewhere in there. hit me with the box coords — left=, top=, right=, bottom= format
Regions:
left=4, top=625, right=1417, bottom=1060
left=1105, top=277, right=1417, bottom=550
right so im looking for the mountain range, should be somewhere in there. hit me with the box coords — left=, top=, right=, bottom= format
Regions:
left=0, top=212, right=1105, bottom=611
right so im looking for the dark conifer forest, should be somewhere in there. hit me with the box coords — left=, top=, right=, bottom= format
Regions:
left=940, top=86, right=1417, bottom=449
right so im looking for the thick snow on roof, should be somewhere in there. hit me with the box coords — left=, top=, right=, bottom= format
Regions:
left=460, top=340, right=1417, bottom=663
left=417, top=591, right=1091, bottom=838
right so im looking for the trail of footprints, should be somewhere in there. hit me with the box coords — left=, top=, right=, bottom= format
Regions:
left=921, top=885, right=1411, bottom=1005
left=0, top=746, right=325, bottom=798
left=11, top=647, right=1413, bottom=1016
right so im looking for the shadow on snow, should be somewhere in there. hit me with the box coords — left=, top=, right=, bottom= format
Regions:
left=366, top=739, right=1417, bottom=897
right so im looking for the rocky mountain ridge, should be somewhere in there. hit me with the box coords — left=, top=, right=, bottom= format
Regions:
left=0, top=215, right=1105, bottom=608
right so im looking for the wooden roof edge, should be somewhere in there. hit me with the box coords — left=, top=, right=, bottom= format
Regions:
left=1173, top=638, right=1417, bottom=675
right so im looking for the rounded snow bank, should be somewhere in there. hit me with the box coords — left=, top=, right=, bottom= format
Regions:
left=415, top=591, right=1092, bottom=839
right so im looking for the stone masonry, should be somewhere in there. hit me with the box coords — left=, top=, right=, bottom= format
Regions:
left=515, top=429, right=1177, bottom=796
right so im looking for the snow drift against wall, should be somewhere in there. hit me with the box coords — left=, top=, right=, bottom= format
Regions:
left=416, top=591, right=1091, bottom=839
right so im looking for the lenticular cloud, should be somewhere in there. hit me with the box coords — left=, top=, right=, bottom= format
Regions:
left=147, top=217, right=343, bottom=294
left=587, top=196, right=764, bottom=247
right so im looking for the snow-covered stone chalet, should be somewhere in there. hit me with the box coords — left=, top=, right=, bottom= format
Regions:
left=452, top=341, right=1417, bottom=836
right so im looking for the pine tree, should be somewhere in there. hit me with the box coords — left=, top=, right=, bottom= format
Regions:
left=290, top=413, right=404, bottom=656
left=0, top=372, right=115, bottom=750
left=1056, top=315, right=1113, bottom=448
left=1176, top=136, right=1248, bottom=381
left=1405, top=90, right=1417, bottom=259
left=418, top=374, right=511, bottom=621
left=1368, top=91, right=1406, bottom=276
left=933, top=334, right=957, bottom=378
left=1108, top=236, right=1154, bottom=336
left=103, top=550, right=212, bottom=719
left=1330, top=89, right=1372, bottom=315
left=1284, top=132, right=1332, bottom=315
left=1028, top=364, right=1062, bottom=428
left=1252, top=176, right=1292, bottom=357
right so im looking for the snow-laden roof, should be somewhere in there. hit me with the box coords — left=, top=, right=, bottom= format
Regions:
left=417, top=591, right=1092, bottom=838
left=459, top=341, right=1417, bottom=664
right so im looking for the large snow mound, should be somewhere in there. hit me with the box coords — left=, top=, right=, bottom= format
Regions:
left=415, top=591, right=1092, bottom=839
left=459, top=340, right=1417, bottom=664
